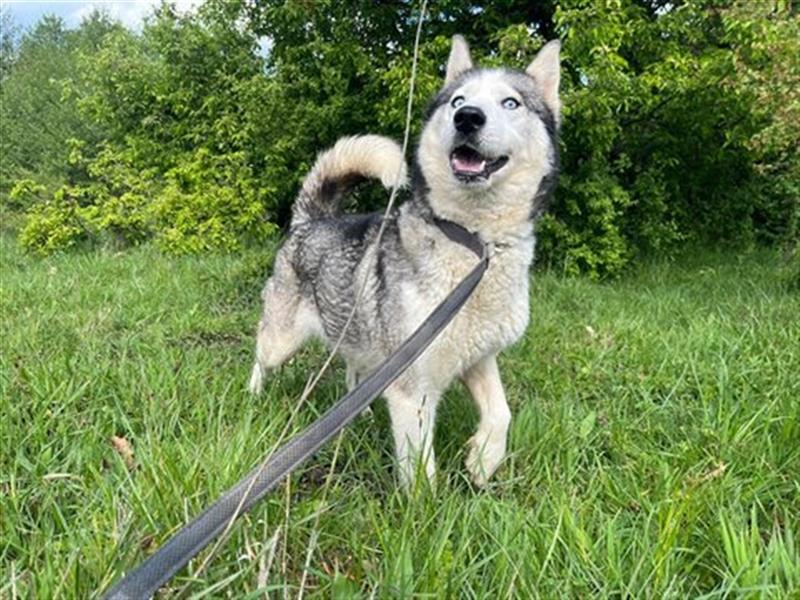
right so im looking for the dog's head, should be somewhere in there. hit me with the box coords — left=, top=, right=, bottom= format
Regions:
left=417, top=36, right=561, bottom=229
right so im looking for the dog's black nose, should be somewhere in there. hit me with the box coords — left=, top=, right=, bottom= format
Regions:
left=454, top=106, right=486, bottom=134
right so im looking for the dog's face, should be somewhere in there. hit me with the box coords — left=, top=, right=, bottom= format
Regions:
left=418, top=36, right=560, bottom=217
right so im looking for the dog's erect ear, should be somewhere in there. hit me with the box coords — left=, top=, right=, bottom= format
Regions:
left=445, top=35, right=473, bottom=85
left=526, top=40, right=561, bottom=119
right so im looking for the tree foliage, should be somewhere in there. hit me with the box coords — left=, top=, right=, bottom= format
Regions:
left=1, top=0, right=797, bottom=276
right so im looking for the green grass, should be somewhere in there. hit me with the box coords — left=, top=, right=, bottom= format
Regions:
left=2, top=233, right=799, bottom=599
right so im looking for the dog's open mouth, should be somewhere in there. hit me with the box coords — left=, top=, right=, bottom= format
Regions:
left=450, top=146, right=509, bottom=182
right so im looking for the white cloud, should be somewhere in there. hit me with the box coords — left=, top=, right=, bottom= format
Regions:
left=69, top=0, right=204, bottom=30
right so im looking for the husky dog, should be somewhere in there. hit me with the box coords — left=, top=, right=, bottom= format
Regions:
left=249, top=36, right=560, bottom=487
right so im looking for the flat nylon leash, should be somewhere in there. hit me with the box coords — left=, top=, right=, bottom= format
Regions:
left=102, top=221, right=487, bottom=599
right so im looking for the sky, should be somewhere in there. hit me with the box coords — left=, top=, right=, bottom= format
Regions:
left=1, top=0, right=203, bottom=31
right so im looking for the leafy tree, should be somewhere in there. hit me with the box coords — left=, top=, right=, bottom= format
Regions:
left=14, top=5, right=276, bottom=251
left=0, top=8, right=18, bottom=82
left=0, top=12, right=120, bottom=205
left=2, top=0, right=797, bottom=276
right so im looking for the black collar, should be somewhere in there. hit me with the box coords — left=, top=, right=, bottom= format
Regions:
left=432, top=216, right=485, bottom=259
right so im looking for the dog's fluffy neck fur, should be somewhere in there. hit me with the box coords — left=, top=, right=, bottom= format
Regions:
left=409, top=162, right=540, bottom=245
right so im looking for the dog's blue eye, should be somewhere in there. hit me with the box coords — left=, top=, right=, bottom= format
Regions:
left=451, top=96, right=465, bottom=109
left=502, top=97, right=520, bottom=110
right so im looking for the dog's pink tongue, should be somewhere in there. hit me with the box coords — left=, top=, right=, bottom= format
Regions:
left=452, top=155, right=485, bottom=173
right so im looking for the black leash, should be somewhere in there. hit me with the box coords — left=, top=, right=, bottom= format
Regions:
left=102, top=219, right=487, bottom=599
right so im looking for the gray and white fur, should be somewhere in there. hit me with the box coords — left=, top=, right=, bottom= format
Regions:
left=249, top=36, right=561, bottom=487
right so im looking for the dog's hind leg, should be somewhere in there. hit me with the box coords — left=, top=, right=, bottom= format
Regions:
left=385, top=381, right=438, bottom=488
left=345, top=365, right=374, bottom=417
left=462, top=354, right=511, bottom=487
left=248, top=264, right=320, bottom=394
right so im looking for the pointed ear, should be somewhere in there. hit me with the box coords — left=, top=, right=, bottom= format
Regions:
left=445, top=35, right=473, bottom=85
left=526, top=40, right=561, bottom=119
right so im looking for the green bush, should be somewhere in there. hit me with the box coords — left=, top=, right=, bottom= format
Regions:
left=2, top=0, right=797, bottom=273
left=152, top=150, right=277, bottom=253
left=18, top=187, right=86, bottom=254
left=6, top=179, right=46, bottom=211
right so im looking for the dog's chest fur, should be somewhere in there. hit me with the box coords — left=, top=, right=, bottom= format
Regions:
left=397, top=210, right=533, bottom=385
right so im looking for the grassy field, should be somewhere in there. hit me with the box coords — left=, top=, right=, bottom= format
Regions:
left=2, top=232, right=798, bottom=599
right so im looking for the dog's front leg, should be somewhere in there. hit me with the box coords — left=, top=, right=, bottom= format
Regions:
left=462, top=354, right=511, bottom=487
left=385, top=383, right=438, bottom=488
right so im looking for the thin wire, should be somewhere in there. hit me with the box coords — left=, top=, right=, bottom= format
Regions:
left=294, top=14, right=431, bottom=593
left=175, top=1, right=429, bottom=593
left=296, top=0, right=428, bottom=402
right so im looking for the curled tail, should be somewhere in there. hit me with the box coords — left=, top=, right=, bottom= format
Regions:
left=291, top=135, right=408, bottom=227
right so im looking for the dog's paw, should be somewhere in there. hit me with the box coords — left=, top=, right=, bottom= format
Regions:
left=465, top=434, right=505, bottom=488
left=248, top=363, right=264, bottom=395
